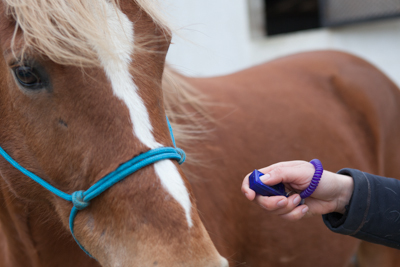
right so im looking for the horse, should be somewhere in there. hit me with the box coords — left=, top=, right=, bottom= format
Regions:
left=0, top=0, right=400, bottom=266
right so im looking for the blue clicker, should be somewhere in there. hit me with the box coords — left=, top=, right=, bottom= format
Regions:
left=249, top=170, right=288, bottom=197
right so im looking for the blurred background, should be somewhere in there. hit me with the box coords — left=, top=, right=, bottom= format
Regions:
left=164, top=0, right=400, bottom=87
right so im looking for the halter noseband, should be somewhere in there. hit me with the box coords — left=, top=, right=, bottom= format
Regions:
left=0, top=117, right=185, bottom=257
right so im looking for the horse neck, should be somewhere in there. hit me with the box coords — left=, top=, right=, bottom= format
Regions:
left=0, top=177, right=98, bottom=267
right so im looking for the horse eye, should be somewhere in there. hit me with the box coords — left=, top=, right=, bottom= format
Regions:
left=13, top=66, right=44, bottom=89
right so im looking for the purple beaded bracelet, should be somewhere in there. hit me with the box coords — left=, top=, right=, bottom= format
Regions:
left=299, top=159, right=323, bottom=199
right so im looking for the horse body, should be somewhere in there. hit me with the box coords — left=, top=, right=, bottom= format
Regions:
left=0, top=0, right=400, bottom=266
left=184, top=50, right=400, bottom=266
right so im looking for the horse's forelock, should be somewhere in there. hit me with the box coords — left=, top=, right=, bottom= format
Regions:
left=4, top=0, right=170, bottom=67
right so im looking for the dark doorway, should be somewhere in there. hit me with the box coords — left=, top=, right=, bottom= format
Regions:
left=265, top=0, right=320, bottom=36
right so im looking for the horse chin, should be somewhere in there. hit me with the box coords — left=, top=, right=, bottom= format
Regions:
left=93, top=241, right=229, bottom=267
left=98, top=236, right=230, bottom=267
left=103, top=257, right=228, bottom=267
left=99, top=229, right=227, bottom=266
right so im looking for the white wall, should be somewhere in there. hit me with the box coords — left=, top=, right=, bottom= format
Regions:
left=165, top=0, right=400, bottom=87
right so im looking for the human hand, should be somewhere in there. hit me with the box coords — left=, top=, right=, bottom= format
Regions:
left=241, top=161, right=354, bottom=221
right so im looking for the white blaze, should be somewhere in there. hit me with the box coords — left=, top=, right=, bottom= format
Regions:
left=94, top=2, right=192, bottom=227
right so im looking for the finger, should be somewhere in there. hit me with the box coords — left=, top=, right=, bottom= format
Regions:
left=279, top=205, right=309, bottom=221
left=256, top=194, right=301, bottom=215
left=260, top=163, right=314, bottom=189
left=255, top=195, right=288, bottom=211
left=258, top=161, right=307, bottom=176
left=241, top=173, right=256, bottom=201
left=270, top=194, right=303, bottom=215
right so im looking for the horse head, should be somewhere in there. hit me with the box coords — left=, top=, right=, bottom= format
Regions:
left=0, top=1, right=227, bottom=266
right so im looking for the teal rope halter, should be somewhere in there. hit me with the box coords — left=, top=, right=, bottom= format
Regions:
left=0, top=117, right=185, bottom=257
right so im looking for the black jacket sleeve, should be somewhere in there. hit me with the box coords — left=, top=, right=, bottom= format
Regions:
left=322, top=168, right=400, bottom=249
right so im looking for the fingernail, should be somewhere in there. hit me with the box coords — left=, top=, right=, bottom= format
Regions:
left=245, top=193, right=249, bottom=198
left=260, top=173, right=270, bottom=183
left=277, top=199, right=286, bottom=207
left=293, top=196, right=301, bottom=205
left=302, top=206, right=309, bottom=214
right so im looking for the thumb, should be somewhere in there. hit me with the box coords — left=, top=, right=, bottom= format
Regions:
left=261, top=164, right=314, bottom=190
left=259, top=171, right=283, bottom=186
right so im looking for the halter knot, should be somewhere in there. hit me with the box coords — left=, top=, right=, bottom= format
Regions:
left=176, top=148, right=186, bottom=164
left=72, top=190, right=90, bottom=210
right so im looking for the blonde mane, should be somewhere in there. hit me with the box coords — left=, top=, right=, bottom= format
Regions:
left=5, top=0, right=171, bottom=66
left=4, top=0, right=207, bottom=156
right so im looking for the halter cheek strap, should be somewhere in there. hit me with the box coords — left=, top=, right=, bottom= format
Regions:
left=0, top=117, right=185, bottom=258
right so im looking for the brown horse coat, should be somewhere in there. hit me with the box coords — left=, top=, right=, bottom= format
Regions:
left=183, top=50, right=400, bottom=266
